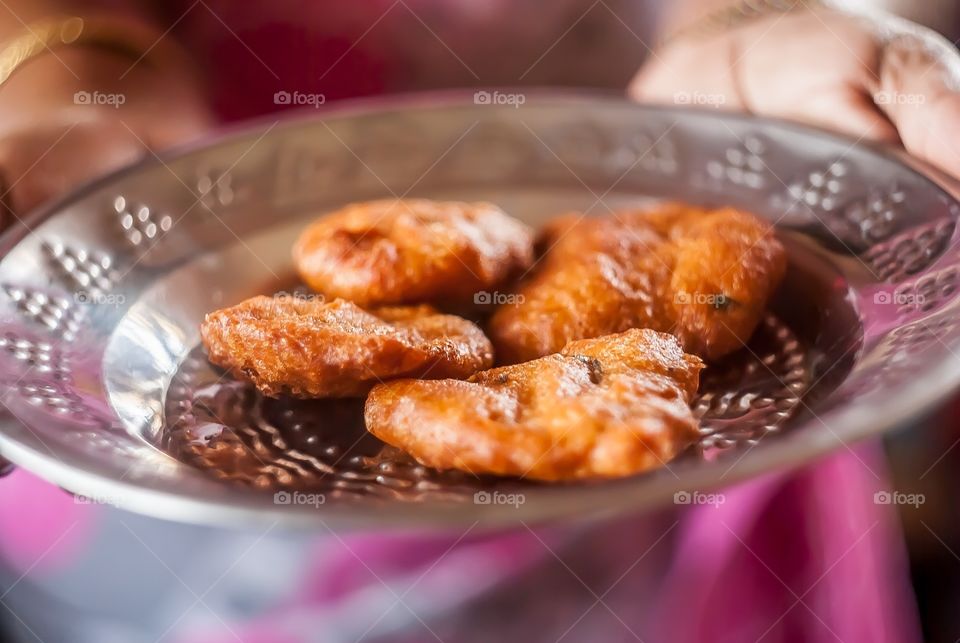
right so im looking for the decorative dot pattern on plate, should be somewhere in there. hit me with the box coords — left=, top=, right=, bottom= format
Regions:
left=115, top=196, right=173, bottom=246
left=863, top=217, right=956, bottom=283
left=893, top=264, right=960, bottom=316
left=43, top=240, right=117, bottom=295
left=786, top=161, right=848, bottom=213
left=707, top=135, right=768, bottom=190
left=16, top=380, right=106, bottom=427
left=2, top=285, right=81, bottom=340
left=0, top=333, right=71, bottom=380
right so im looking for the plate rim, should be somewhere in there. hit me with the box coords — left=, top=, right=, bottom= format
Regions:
left=1, top=90, right=959, bottom=529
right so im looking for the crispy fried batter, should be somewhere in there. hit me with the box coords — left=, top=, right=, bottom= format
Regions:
left=365, top=328, right=704, bottom=481
left=293, top=199, right=535, bottom=307
left=488, top=203, right=786, bottom=363
left=201, top=296, right=493, bottom=398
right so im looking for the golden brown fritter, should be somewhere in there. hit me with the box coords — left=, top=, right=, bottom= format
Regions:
left=200, top=296, right=493, bottom=398
left=488, top=204, right=786, bottom=363
left=293, top=199, right=535, bottom=307
left=365, top=328, right=704, bottom=481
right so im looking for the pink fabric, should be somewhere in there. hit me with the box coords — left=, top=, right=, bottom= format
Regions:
left=658, top=452, right=919, bottom=642
left=0, top=449, right=920, bottom=641
left=0, top=468, right=100, bottom=575
left=151, top=448, right=919, bottom=642
left=299, top=528, right=548, bottom=604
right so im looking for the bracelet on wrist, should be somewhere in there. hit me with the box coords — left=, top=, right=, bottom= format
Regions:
left=0, top=15, right=190, bottom=89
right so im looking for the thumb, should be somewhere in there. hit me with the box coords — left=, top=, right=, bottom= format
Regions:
left=873, top=32, right=960, bottom=178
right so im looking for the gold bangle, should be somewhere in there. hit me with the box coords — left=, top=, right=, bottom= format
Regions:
left=0, top=15, right=188, bottom=88
left=662, top=0, right=828, bottom=46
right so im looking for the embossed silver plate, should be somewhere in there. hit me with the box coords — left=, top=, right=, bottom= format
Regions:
left=1, top=93, right=959, bottom=529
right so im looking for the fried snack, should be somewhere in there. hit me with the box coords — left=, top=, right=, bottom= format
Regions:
left=365, top=328, right=704, bottom=481
left=489, top=204, right=786, bottom=363
left=293, top=199, right=535, bottom=307
left=200, top=296, right=493, bottom=398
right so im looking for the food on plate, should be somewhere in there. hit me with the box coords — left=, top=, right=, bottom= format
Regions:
left=200, top=199, right=789, bottom=483
left=488, top=203, right=786, bottom=363
left=200, top=295, right=493, bottom=398
left=364, top=328, right=703, bottom=481
left=293, top=199, right=535, bottom=307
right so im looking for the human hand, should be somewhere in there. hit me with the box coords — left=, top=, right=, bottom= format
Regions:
left=630, top=5, right=960, bottom=178
left=0, top=45, right=213, bottom=231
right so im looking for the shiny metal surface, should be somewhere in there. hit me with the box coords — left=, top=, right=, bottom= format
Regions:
left=0, top=93, right=958, bottom=529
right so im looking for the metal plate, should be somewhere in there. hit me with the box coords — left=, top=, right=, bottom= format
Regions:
left=1, top=93, right=959, bottom=529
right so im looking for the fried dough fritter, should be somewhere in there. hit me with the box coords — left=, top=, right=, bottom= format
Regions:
left=488, top=204, right=786, bottom=363
left=293, top=199, right=535, bottom=307
left=200, top=296, right=493, bottom=398
left=365, top=328, right=704, bottom=481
